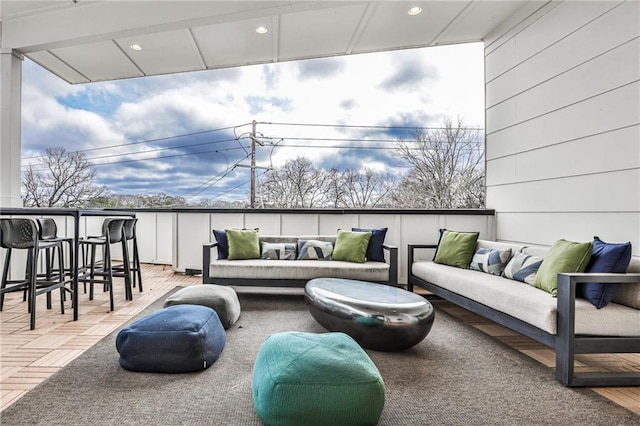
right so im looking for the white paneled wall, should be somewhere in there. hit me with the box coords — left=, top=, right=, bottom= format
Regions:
left=484, top=1, right=640, bottom=254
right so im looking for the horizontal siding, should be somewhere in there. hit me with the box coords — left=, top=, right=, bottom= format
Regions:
left=487, top=36, right=639, bottom=131
left=486, top=125, right=640, bottom=186
left=485, top=1, right=640, bottom=254
left=487, top=2, right=639, bottom=107
left=485, top=82, right=639, bottom=160
left=487, top=169, right=639, bottom=212
left=496, top=212, right=639, bottom=251
left=485, top=1, right=623, bottom=82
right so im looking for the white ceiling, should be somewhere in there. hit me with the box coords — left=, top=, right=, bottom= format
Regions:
left=0, top=1, right=534, bottom=84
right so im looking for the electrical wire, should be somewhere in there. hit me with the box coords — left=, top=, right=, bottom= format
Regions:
left=183, top=152, right=252, bottom=200
left=22, top=121, right=484, bottom=201
left=89, top=146, right=250, bottom=167
left=21, top=123, right=252, bottom=160
left=259, top=121, right=484, bottom=131
left=207, top=169, right=270, bottom=201
left=23, top=145, right=252, bottom=171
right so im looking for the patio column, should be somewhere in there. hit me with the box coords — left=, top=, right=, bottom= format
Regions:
left=0, top=48, right=24, bottom=207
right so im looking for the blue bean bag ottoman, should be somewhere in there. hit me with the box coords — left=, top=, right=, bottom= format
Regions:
left=163, top=285, right=241, bottom=329
left=252, top=332, right=385, bottom=426
left=116, top=305, right=226, bottom=373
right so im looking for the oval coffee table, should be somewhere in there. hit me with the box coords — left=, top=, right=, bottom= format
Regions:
left=304, top=278, right=435, bottom=351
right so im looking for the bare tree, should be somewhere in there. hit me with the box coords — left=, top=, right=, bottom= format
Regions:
left=90, top=193, right=189, bottom=208
left=258, top=157, right=397, bottom=208
left=390, top=168, right=432, bottom=208
left=257, top=156, right=329, bottom=208
left=324, top=168, right=346, bottom=208
left=394, top=117, right=485, bottom=208
left=339, top=168, right=394, bottom=208
left=22, top=147, right=109, bottom=207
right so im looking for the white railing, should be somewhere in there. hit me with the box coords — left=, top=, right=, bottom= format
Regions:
left=3, top=209, right=495, bottom=285
left=166, top=208, right=496, bottom=284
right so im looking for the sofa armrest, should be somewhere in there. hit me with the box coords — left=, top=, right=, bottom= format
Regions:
left=202, top=242, right=219, bottom=284
left=407, top=244, right=437, bottom=292
left=556, top=272, right=640, bottom=386
left=383, top=244, right=398, bottom=285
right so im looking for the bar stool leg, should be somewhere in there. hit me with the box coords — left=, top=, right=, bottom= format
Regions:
left=0, top=248, right=12, bottom=311
left=133, top=237, right=142, bottom=292
left=105, top=245, right=115, bottom=311
left=27, top=249, right=38, bottom=330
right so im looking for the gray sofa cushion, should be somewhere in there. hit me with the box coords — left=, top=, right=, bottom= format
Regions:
left=210, top=259, right=389, bottom=282
left=613, top=257, right=640, bottom=309
left=412, top=261, right=640, bottom=337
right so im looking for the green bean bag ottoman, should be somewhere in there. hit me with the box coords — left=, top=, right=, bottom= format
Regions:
left=116, top=305, right=226, bottom=373
left=252, top=332, right=385, bottom=426
left=163, top=285, right=241, bottom=329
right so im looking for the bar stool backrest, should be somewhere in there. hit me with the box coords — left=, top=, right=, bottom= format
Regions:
left=1, top=219, right=38, bottom=249
left=37, top=218, right=58, bottom=240
left=103, top=219, right=126, bottom=244
left=123, top=218, right=137, bottom=241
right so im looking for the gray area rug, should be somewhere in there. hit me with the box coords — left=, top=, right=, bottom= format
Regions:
left=2, top=289, right=638, bottom=425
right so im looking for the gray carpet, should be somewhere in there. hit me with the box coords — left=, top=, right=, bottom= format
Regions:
left=2, top=290, right=638, bottom=425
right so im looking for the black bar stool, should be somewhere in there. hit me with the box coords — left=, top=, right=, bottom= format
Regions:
left=113, top=218, right=142, bottom=292
left=0, top=218, right=68, bottom=330
left=78, top=218, right=131, bottom=311
left=36, top=218, right=74, bottom=281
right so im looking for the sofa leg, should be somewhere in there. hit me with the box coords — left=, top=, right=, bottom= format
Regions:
left=555, top=345, right=573, bottom=386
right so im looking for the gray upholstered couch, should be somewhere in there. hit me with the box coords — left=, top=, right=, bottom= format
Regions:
left=203, top=235, right=398, bottom=287
left=408, top=240, right=640, bottom=387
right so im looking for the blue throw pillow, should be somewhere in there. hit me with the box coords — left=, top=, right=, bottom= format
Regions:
left=579, top=236, right=632, bottom=309
left=352, top=227, right=387, bottom=262
left=213, top=229, right=228, bottom=260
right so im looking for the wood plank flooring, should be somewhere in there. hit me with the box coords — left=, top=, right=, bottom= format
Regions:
left=1, top=264, right=638, bottom=417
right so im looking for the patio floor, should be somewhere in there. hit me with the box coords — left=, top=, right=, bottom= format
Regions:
left=1, top=264, right=638, bottom=416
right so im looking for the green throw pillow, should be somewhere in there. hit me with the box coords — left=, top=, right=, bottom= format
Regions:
left=533, top=239, right=593, bottom=297
left=433, top=230, right=479, bottom=269
left=226, top=228, right=260, bottom=260
left=332, top=229, right=372, bottom=263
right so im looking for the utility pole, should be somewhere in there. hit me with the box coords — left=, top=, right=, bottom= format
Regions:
left=250, top=120, right=256, bottom=208
left=237, top=120, right=266, bottom=208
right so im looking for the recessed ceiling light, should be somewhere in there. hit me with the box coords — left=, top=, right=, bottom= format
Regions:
left=408, top=6, right=422, bottom=16
left=255, top=26, right=268, bottom=34
left=129, top=43, right=142, bottom=51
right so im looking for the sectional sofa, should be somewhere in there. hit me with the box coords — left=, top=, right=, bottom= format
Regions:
left=408, top=237, right=640, bottom=387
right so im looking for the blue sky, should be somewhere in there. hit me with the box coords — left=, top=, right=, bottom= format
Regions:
left=21, top=42, right=484, bottom=203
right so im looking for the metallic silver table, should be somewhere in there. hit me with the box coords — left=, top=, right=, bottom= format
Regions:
left=305, top=278, right=435, bottom=351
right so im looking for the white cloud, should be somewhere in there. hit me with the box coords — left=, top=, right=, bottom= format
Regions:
left=21, top=43, right=485, bottom=198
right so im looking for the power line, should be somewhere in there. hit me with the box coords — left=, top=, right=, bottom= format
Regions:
left=207, top=169, right=270, bottom=201
left=260, top=121, right=484, bottom=131
left=89, top=146, right=250, bottom=167
left=21, top=122, right=252, bottom=160
left=183, top=152, right=252, bottom=200
left=82, top=137, right=241, bottom=163
left=22, top=122, right=481, bottom=171
left=23, top=145, right=251, bottom=171
left=20, top=121, right=483, bottom=202
left=262, top=136, right=483, bottom=145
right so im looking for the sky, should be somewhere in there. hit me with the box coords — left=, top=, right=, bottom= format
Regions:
left=21, top=42, right=484, bottom=203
